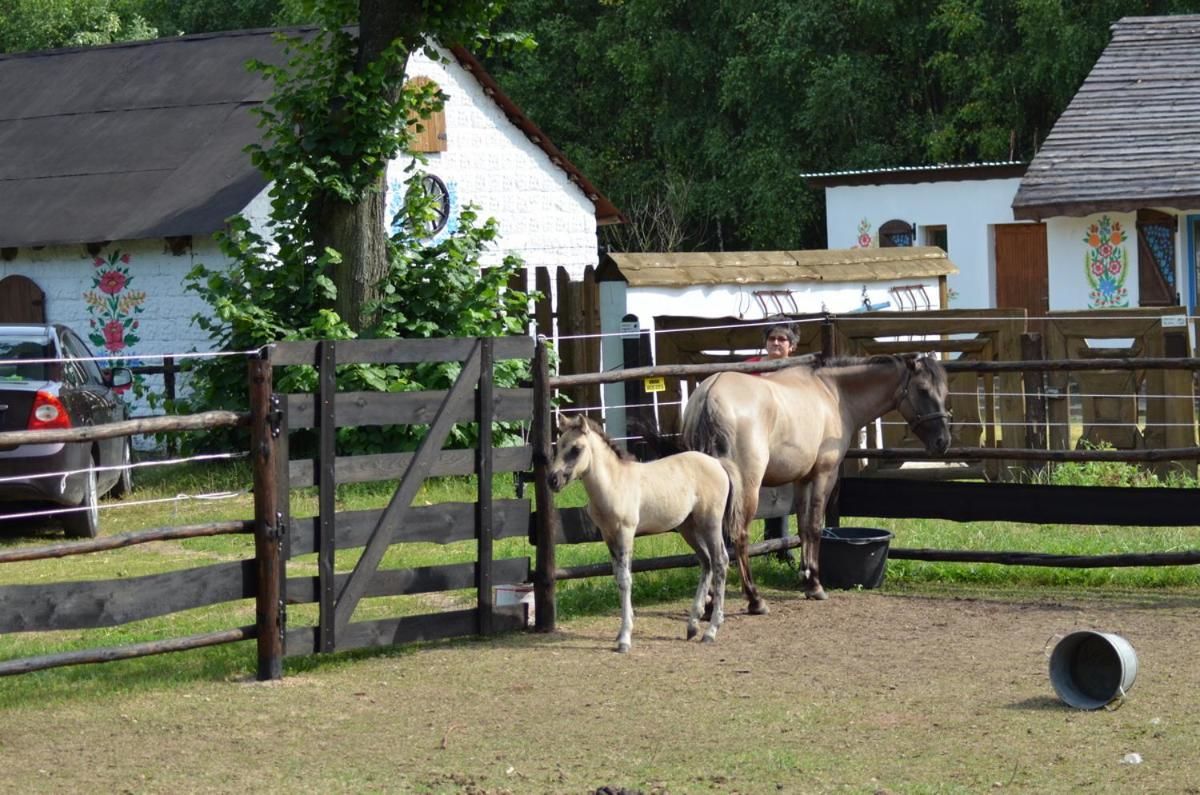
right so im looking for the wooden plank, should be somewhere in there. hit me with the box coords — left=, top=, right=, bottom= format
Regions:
left=838, top=477, right=1200, bottom=526
left=0, top=561, right=253, bottom=633
left=288, top=446, right=533, bottom=487
left=271, top=336, right=532, bottom=366
left=553, top=485, right=796, bottom=544
left=286, top=557, right=530, bottom=603
left=284, top=606, right=526, bottom=657
left=477, top=338, right=495, bottom=636
left=289, top=499, right=531, bottom=555
left=284, top=388, right=532, bottom=429
left=534, top=266, right=553, bottom=337
left=333, top=343, right=482, bottom=639
left=0, top=627, right=254, bottom=678
left=531, top=339, right=559, bottom=632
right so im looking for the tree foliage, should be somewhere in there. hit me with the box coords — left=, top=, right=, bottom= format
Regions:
left=488, top=0, right=1200, bottom=252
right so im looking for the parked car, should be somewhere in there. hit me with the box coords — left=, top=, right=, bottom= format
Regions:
left=0, top=324, right=133, bottom=537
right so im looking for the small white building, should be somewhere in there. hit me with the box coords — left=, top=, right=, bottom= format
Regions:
left=594, top=248, right=958, bottom=436
left=0, top=28, right=619, bottom=410
left=806, top=163, right=1025, bottom=312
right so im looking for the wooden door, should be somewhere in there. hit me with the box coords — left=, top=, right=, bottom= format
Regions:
left=0, top=275, right=45, bottom=323
left=995, top=223, right=1048, bottom=321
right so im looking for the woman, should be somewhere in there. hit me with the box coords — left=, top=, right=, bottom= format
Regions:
left=746, top=324, right=798, bottom=368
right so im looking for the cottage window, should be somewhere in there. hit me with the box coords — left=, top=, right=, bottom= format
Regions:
left=923, top=225, right=948, bottom=252
left=879, top=219, right=914, bottom=247
left=405, top=77, right=447, bottom=153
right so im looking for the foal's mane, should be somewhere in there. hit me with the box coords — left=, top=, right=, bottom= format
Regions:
left=576, top=415, right=636, bottom=461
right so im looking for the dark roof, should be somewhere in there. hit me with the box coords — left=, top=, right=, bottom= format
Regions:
left=0, top=28, right=620, bottom=250
left=803, top=162, right=1026, bottom=188
left=1012, top=15, right=1200, bottom=220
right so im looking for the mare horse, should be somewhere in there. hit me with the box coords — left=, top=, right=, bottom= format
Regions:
left=681, top=353, right=951, bottom=614
left=547, top=414, right=741, bottom=652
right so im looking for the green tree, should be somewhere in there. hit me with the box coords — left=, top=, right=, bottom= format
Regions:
left=0, top=0, right=156, bottom=52
left=185, top=0, right=534, bottom=450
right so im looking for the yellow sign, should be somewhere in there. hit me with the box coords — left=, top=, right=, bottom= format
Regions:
left=643, top=376, right=666, bottom=393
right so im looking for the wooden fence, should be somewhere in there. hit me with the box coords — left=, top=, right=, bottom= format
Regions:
left=531, top=334, right=1200, bottom=630
left=2, top=323, right=1199, bottom=675
left=0, top=337, right=538, bottom=680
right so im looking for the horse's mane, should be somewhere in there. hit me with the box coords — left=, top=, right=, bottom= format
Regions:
left=815, top=353, right=948, bottom=388
left=579, top=415, right=637, bottom=461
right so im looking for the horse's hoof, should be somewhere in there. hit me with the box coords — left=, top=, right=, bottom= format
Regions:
left=805, top=588, right=828, bottom=601
left=700, top=634, right=716, bottom=644
left=748, top=599, right=770, bottom=615
left=616, top=642, right=630, bottom=654
left=686, top=625, right=699, bottom=640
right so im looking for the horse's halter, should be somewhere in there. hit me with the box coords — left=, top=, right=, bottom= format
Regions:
left=895, top=361, right=951, bottom=429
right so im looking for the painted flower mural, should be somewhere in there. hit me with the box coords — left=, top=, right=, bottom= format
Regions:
left=1084, top=216, right=1128, bottom=308
left=83, top=250, right=146, bottom=353
left=854, top=218, right=873, bottom=248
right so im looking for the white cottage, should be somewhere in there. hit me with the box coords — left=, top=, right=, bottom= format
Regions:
left=808, top=16, right=1200, bottom=328
left=0, top=27, right=620, bottom=407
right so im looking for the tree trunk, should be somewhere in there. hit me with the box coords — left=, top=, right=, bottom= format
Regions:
left=320, top=178, right=390, bottom=332
left=323, top=0, right=422, bottom=332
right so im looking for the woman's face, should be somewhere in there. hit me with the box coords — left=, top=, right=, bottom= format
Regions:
left=765, top=330, right=795, bottom=359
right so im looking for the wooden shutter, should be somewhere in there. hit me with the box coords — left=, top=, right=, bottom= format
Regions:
left=0, top=275, right=45, bottom=323
left=879, top=219, right=914, bottom=247
left=1136, top=209, right=1176, bottom=307
left=406, top=77, right=447, bottom=153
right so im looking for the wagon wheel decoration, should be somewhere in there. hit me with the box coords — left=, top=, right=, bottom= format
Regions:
left=417, top=174, right=451, bottom=237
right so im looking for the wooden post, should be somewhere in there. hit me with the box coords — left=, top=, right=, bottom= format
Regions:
left=820, top=312, right=837, bottom=361
left=163, top=355, right=177, bottom=456
left=317, top=340, right=337, bottom=653
left=476, top=338, right=495, bottom=635
left=1021, top=333, right=1047, bottom=466
left=249, top=352, right=283, bottom=680
left=532, top=337, right=559, bottom=632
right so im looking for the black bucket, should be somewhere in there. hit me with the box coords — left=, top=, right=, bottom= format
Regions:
left=818, top=527, right=894, bottom=589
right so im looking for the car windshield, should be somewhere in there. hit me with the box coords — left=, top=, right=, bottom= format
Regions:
left=0, top=338, right=53, bottom=381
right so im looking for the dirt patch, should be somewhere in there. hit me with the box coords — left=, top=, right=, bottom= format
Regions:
left=4, top=586, right=1200, bottom=793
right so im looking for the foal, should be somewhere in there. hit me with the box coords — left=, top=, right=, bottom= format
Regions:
left=547, top=415, right=739, bottom=653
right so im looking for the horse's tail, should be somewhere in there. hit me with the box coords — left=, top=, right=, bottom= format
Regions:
left=717, top=456, right=744, bottom=552
left=627, top=416, right=684, bottom=460
left=681, top=377, right=734, bottom=459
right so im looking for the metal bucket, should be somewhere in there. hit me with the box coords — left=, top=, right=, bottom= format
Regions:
left=1049, top=630, right=1138, bottom=710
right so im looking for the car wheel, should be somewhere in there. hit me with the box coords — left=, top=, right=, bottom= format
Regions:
left=109, top=438, right=133, bottom=499
left=63, top=463, right=99, bottom=539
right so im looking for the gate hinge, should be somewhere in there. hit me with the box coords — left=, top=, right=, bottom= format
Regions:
left=269, top=393, right=283, bottom=438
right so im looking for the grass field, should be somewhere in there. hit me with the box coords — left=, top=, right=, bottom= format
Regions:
left=0, top=456, right=1197, bottom=705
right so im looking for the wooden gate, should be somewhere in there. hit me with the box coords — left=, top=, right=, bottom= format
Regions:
left=271, top=337, right=536, bottom=656
left=1044, top=308, right=1196, bottom=476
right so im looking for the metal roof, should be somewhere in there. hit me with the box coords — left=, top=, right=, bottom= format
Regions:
left=803, top=162, right=1026, bottom=188
left=598, top=247, right=957, bottom=288
left=0, top=28, right=621, bottom=250
left=1013, top=15, right=1200, bottom=220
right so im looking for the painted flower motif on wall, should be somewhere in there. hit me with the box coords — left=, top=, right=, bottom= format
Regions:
left=83, top=249, right=146, bottom=353
left=853, top=218, right=873, bottom=248
left=1084, top=216, right=1128, bottom=308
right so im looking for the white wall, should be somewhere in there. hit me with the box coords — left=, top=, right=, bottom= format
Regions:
left=824, top=177, right=1022, bottom=309
left=388, top=47, right=600, bottom=282
left=1045, top=213, right=1139, bottom=310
